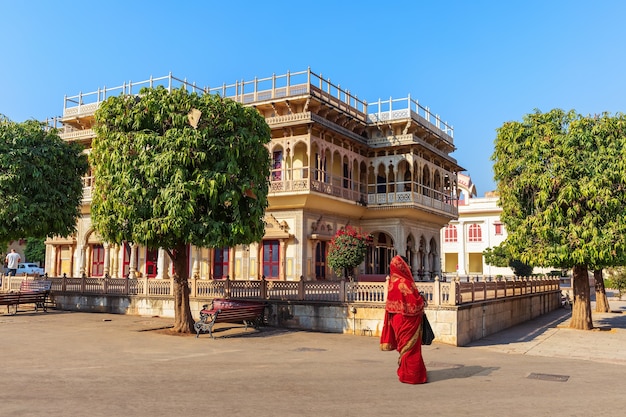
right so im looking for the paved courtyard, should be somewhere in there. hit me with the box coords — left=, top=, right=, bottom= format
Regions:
left=1, top=302, right=625, bottom=417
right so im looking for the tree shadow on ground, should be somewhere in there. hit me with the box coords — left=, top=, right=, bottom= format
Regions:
left=593, top=307, right=626, bottom=331
left=194, top=324, right=295, bottom=339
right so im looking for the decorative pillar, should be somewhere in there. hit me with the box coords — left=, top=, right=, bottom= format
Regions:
left=257, top=243, right=263, bottom=280
left=69, top=245, right=76, bottom=277
left=192, top=246, right=200, bottom=278
left=422, top=240, right=430, bottom=278
left=157, top=248, right=168, bottom=279
left=209, top=248, right=215, bottom=279
left=279, top=239, right=286, bottom=280
left=78, top=244, right=86, bottom=276
left=85, top=245, right=92, bottom=277
left=51, top=245, right=58, bottom=276
left=129, top=243, right=137, bottom=278
left=103, top=243, right=110, bottom=276
left=228, top=247, right=235, bottom=279
left=310, top=238, right=318, bottom=280
left=111, top=244, right=119, bottom=278
left=242, top=245, right=249, bottom=280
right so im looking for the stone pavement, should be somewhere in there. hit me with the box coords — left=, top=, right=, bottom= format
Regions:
left=1, top=301, right=625, bottom=417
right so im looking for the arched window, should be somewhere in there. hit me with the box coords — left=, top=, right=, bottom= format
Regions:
left=272, top=149, right=283, bottom=181
left=468, top=224, right=482, bottom=242
left=444, top=225, right=458, bottom=242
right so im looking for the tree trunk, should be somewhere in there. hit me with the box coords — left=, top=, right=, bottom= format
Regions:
left=569, top=264, right=593, bottom=330
left=170, top=242, right=195, bottom=333
left=594, top=269, right=610, bottom=313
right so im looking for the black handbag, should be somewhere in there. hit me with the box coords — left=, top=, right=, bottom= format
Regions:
left=422, top=314, right=435, bottom=345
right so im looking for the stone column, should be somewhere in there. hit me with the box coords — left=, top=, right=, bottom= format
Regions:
left=51, top=245, right=58, bottom=276
left=279, top=239, right=286, bottom=280
left=192, top=246, right=200, bottom=279
left=129, top=243, right=137, bottom=278
left=257, top=243, right=263, bottom=280
left=157, top=248, right=167, bottom=279
left=423, top=240, right=430, bottom=278
left=228, top=247, right=235, bottom=279
left=103, top=243, right=110, bottom=276
left=111, top=244, right=119, bottom=278
left=78, top=244, right=86, bottom=276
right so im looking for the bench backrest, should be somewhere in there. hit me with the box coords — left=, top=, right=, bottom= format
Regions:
left=212, top=298, right=265, bottom=310
left=20, top=280, right=52, bottom=292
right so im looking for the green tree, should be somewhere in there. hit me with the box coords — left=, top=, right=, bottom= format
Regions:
left=327, top=226, right=372, bottom=280
left=483, top=243, right=533, bottom=276
left=24, top=237, right=46, bottom=265
left=91, top=86, right=271, bottom=333
left=492, top=109, right=626, bottom=329
left=0, top=115, right=88, bottom=242
left=605, top=267, right=626, bottom=299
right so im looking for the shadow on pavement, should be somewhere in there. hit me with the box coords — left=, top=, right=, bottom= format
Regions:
left=196, top=324, right=296, bottom=339
left=467, top=308, right=572, bottom=347
left=427, top=363, right=500, bottom=382
left=594, top=307, right=626, bottom=330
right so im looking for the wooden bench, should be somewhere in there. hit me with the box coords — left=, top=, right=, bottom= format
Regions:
left=0, top=280, right=52, bottom=315
left=194, top=298, right=266, bottom=339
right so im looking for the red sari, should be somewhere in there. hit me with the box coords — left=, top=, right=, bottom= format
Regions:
left=380, top=255, right=427, bottom=384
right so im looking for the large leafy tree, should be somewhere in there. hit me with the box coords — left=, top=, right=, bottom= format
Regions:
left=0, top=115, right=88, bottom=242
left=91, top=86, right=271, bottom=333
left=492, top=109, right=626, bottom=329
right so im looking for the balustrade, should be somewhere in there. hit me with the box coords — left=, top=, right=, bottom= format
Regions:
left=1, top=274, right=560, bottom=306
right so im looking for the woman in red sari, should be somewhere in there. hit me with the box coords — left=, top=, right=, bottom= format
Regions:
left=380, top=255, right=427, bottom=384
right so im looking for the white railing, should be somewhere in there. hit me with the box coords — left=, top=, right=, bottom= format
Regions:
left=62, top=73, right=206, bottom=118
left=367, top=95, right=454, bottom=140
left=60, top=69, right=453, bottom=139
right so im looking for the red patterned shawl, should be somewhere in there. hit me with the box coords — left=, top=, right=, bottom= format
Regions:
left=384, top=255, right=424, bottom=316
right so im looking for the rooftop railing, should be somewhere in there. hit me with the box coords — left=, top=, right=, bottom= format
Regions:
left=61, top=69, right=454, bottom=139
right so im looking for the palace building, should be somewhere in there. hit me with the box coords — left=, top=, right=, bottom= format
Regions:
left=439, top=174, right=511, bottom=276
left=46, top=69, right=463, bottom=281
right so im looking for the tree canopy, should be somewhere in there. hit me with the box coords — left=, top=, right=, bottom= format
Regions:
left=91, top=86, right=271, bottom=332
left=492, top=109, right=626, bottom=329
left=0, top=115, right=88, bottom=242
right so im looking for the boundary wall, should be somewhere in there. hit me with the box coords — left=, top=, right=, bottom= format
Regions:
left=49, top=290, right=561, bottom=346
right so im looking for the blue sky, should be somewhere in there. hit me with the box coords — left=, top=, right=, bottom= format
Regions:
left=2, top=0, right=625, bottom=194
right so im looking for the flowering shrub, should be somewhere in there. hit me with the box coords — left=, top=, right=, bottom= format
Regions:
left=327, top=226, right=373, bottom=280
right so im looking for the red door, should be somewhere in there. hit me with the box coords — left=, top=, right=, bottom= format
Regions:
left=145, top=248, right=158, bottom=278
left=315, top=241, right=327, bottom=280
left=91, top=244, right=104, bottom=277
left=263, top=240, right=280, bottom=279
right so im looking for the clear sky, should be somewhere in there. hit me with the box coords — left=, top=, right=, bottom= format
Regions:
left=2, top=0, right=625, bottom=194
